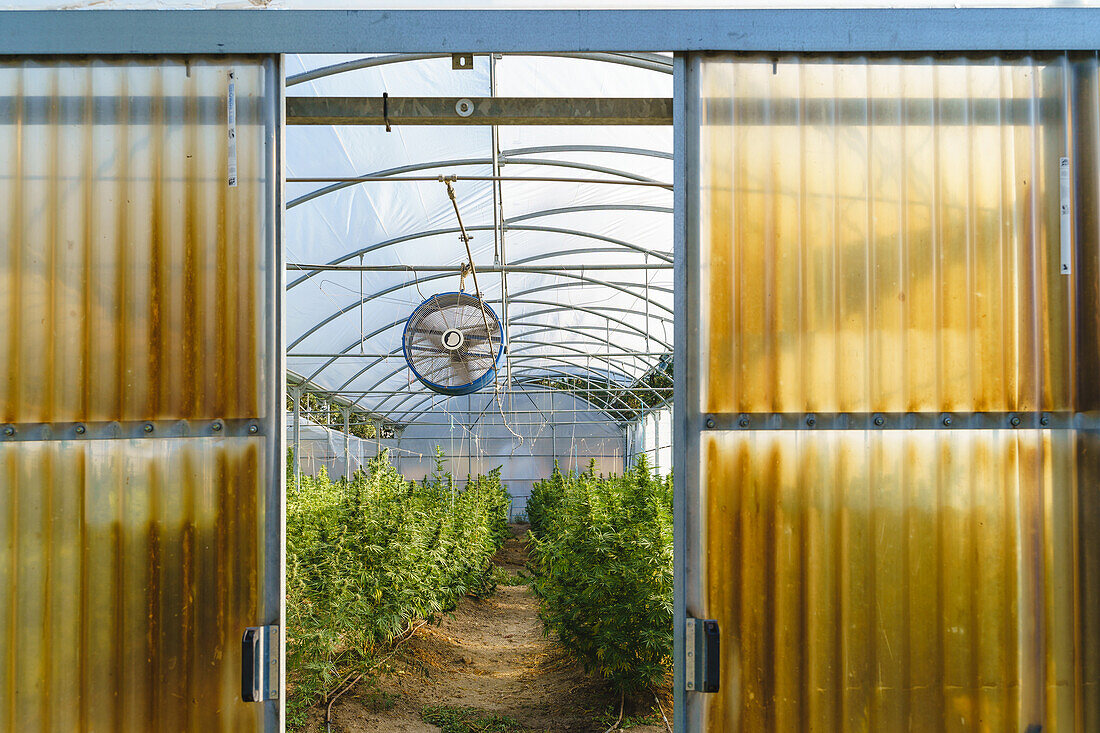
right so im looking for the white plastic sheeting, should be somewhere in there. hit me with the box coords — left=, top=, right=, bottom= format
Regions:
left=286, top=413, right=391, bottom=480
left=284, top=52, right=673, bottom=430
left=387, top=388, right=625, bottom=517
left=627, top=407, right=672, bottom=475
left=288, top=389, right=624, bottom=517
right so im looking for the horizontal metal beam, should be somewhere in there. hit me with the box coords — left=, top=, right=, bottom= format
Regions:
left=286, top=263, right=671, bottom=273
left=6, top=10, right=1100, bottom=54
left=295, top=388, right=670, bottom=396
left=0, top=418, right=264, bottom=442
left=701, top=411, right=1080, bottom=431
left=288, top=174, right=668, bottom=189
left=395, top=420, right=623, bottom=427
left=288, top=351, right=669, bottom=359
left=286, top=96, right=672, bottom=126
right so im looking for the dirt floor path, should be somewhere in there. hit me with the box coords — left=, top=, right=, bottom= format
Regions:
left=312, top=523, right=669, bottom=733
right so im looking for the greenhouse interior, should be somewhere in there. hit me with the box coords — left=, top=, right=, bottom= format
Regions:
left=280, top=50, right=677, bottom=731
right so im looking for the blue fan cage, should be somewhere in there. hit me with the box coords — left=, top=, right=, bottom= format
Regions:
left=402, top=292, right=505, bottom=397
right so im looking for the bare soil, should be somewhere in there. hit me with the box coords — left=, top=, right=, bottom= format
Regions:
left=309, top=523, right=670, bottom=733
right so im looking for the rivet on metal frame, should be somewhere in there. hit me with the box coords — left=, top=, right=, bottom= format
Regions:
left=248, top=424, right=259, bottom=434
left=3, top=426, right=13, bottom=436
left=212, top=421, right=223, bottom=432
left=705, top=417, right=715, bottom=429
left=873, top=414, right=885, bottom=427
left=805, top=414, right=816, bottom=427
left=1041, top=414, right=1050, bottom=427
left=942, top=414, right=953, bottom=427
left=75, top=424, right=86, bottom=435
left=738, top=415, right=750, bottom=428
left=1010, top=415, right=1021, bottom=427
left=144, top=423, right=154, bottom=433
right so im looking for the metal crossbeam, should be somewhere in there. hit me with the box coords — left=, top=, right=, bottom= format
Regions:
left=286, top=263, right=672, bottom=273
left=286, top=96, right=672, bottom=126
left=288, top=351, right=669, bottom=359
left=7, top=9, right=1100, bottom=54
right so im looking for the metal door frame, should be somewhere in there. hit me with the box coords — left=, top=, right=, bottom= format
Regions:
left=3, top=8, right=1100, bottom=733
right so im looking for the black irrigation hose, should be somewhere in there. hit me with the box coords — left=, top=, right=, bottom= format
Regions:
left=324, top=619, right=428, bottom=733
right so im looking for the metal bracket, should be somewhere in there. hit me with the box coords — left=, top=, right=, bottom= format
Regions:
left=684, top=618, right=720, bottom=693
left=241, top=625, right=279, bottom=702
left=452, top=53, right=474, bottom=70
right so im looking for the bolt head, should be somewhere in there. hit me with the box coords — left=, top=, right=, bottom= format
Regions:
left=873, top=415, right=885, bottom=427
left=1040, top=415, right=1050, bottom=427
left=75, top=425, right=86, bottom=435
left=705, top=418, right=715, bottom=429
left=738, top=416, right=750, bottom=428
left=212, top=422, right=222, bottom=432
left=806, top=415, right=816, bottom=427
left=3, top=426, right=13, bottom=436
left=1010, top=416, right=1021, bottom=427
left=943, top=415, right=952, bottom=427
left=143, top=423, right=154, bottom=433
left=248, top=424, right=258, bottom=434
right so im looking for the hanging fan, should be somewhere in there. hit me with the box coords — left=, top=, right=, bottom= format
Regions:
left=402, top=291, right=505, bottom=396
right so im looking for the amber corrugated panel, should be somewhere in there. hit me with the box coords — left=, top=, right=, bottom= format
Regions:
left=0, top=59, right=270, bottom=422
left=695, top=54, right=1100, bottom=732
left=0, top=438, right=264, bottom=731
left=0, top=58, right=273, bottom=732
left=703, top=429, right=1099, bottom=732
left=700, top=56, right=1073, bottom=415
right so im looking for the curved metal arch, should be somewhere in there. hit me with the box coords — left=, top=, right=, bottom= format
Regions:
left=507, top=338, right=661, bottom=367
left=390, top=367, right=625, bottom=428
left=372, top=336, right=654, bottom=424
left=288, top=223, right=671, bottom=292
left=508, top=245, right=656, bottom=266
left=289, top=147, right=670, bottom=209
left=287, top=51, right=671, bottom=87
left=290, top=225, right=670, bottom=291
left=505, top=321, right=667, bottom=352
left=305, top=318, right=656, bottom=398
left=394, top=362, right=663, bottom=427
left=512, top=300, right=672, bottom=329
left=383, top=334, right=671, bottom=427
left=505, top=203, right=672, bottom=225
left=389, top=357, right=646, bottom=426
left=496, top=280, right=673, bottom=313
left=294, top=298, right=673, bottom=402
left=288, top=155, right=668, bottom=210
left=502, top=144, right=672, bottom=161
left=289, top=157, right=489, bottom=209
left=327, top=314, right=665, bottom=395
left=289, top=266, right=672, bottom=350
left=367, top=344, right=648, bottom=423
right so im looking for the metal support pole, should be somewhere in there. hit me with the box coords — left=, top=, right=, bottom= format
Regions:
left=292, top=385, right=301, bottom=492
left=490, top=53, right=514, bottom=402
left=623, top=424, right=630, bottom=473
left=343, top=407, right=351, bottom=480
left=653, top=410, right=660, bottom=473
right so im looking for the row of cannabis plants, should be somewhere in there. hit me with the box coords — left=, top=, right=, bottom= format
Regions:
left=286, top=450, right=510, bottom=727
left=526, top=456, right=674, bottom=697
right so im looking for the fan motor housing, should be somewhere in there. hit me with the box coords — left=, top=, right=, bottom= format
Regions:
left=441, top=328, right=465, bottom=351
left=402, top=291, right=505, bottom=396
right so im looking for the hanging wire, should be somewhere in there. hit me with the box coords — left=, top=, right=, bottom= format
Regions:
left=441, top=176, right=524, bottom=445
